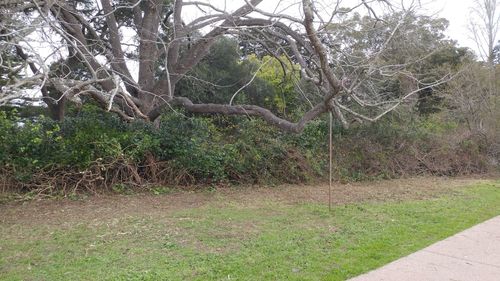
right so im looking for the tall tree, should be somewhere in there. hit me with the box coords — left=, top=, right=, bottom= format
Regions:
left=468, top=0, right=499, bottom=135
left=0, top=0, right=451, bottom=132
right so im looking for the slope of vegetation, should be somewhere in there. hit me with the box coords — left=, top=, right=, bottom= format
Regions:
left=0, top=104, right=492, bottom=194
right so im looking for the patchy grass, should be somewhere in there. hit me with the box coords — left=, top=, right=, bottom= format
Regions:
left=0, top=178, right=499, bottom=280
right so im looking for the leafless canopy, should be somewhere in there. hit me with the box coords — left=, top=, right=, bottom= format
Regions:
left=469, top=0, right=500, bottom=66
left=0, top=0, right=451, bottom=132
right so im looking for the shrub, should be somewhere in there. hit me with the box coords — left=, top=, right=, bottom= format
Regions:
left=0, top=104, right=493, bottom=194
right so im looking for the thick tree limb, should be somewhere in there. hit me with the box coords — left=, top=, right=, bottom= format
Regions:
left=138, top=0, right=163, bottom=92
left=148, top=96, right=329, bottom=134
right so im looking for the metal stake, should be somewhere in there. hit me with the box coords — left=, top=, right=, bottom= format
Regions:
left=329, top=111, right=333, bottom=211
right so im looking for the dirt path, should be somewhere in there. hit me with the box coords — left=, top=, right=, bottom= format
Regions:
left=0, top=176, right=491, bottom=227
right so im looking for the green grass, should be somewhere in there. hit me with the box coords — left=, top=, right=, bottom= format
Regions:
left=1, top=181, right=500, bottom=280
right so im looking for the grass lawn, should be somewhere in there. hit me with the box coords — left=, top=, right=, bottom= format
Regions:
left=0, top=178, right=499, bottom=280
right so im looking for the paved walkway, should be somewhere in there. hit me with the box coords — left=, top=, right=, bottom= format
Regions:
left=349, top=216, right=500, bottom=281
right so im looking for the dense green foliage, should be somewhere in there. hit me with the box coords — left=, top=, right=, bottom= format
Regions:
left=0, top=102, right=491, bottom=193
left=175, top=38, right=307, bottom=118
left=0, top=106, right=325, bottom=188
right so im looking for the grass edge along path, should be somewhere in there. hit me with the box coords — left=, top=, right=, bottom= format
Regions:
left=0, top=179, right=499, bottom=280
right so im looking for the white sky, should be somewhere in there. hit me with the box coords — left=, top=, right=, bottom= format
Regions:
left=187, top=0, right=480, bottom=54
left=421, top=0, right=476, bottom=50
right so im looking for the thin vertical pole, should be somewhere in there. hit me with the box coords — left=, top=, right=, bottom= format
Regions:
left=329, top=111, right=333, bottom=211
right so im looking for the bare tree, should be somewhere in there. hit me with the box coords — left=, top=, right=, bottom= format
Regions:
left=469, top=0, right=500, bottom=67
left=467, top=0, right=499, bottom=139
left=0, top=0, right=451, bottom=132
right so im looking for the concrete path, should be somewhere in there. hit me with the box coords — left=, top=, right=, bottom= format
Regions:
left=349, top=216, right=500, bottom=281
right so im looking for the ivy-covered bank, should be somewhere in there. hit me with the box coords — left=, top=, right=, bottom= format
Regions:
left=0, top=105, right=491, bottom=194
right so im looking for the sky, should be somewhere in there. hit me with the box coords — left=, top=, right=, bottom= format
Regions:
left=186, top=0, right=480, bottom=54
left=422, top=0, right=476, bottom=50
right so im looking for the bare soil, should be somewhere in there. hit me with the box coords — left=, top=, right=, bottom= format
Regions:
left=0, top=176, right=495, bottom=227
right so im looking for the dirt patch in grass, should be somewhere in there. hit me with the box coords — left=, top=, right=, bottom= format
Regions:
left=1, top=176, right=499, bottom=281
left=0, top=176, right=494, bottom=227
